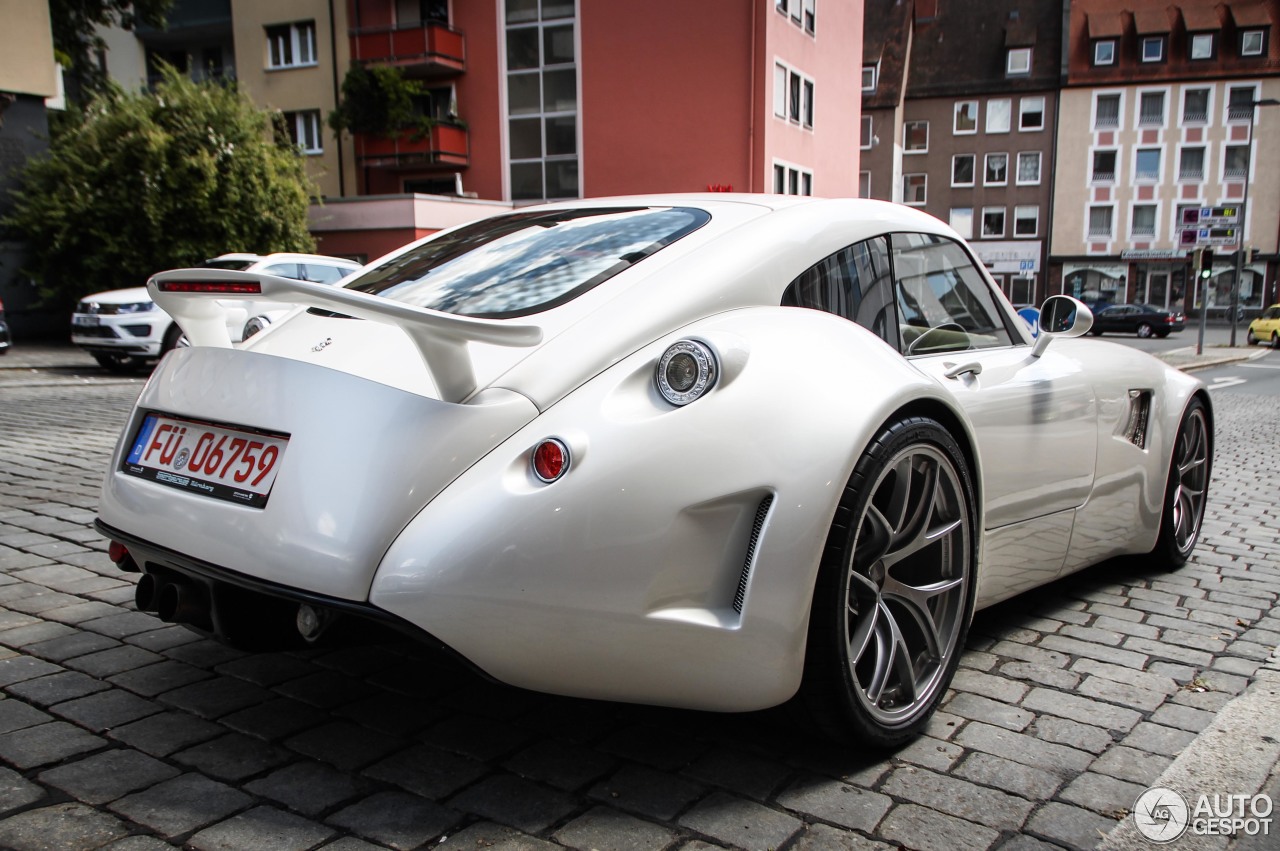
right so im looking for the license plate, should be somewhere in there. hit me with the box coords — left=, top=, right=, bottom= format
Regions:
left=73, top=315, right=100, bottom=327
left=122, top=414, right=290, bottom=508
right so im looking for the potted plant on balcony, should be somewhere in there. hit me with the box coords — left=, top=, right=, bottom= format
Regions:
left=328, top=65, right=435, bottom=141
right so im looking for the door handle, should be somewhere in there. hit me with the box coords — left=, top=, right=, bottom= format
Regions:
left=943, top=361, right=983, bottom=380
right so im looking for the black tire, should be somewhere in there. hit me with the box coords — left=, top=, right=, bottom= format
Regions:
left=161, top=324, right=184, bottom=354
left=1247, top=329, right=1258, bottom=346
left=1273, top=332, right=1279, bottom=350
left=1090, top=328, right=1104, bottom=336
left=1136, top=323, right=1154, bottom=338
left=800, top=416, right=977, bottom=747
left=1147, top=398, right=1211, bottom=569
left=92, top=352, right=146, bottom=373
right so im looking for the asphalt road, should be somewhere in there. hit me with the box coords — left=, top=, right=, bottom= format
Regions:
left=0, top=346, right=1278, bottom=851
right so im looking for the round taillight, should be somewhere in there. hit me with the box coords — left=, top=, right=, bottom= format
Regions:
left=532, top=438, right=570, bottom=483
left=656, top=340, right=717, bottom=406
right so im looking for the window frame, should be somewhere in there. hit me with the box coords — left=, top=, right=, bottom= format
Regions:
left=981, top=206, right=1006, bottom=238
left=1093, top=39, right=1116, bottom=65
left=1091, top=149, right=1118, bottom=183
left=984, top=152, right=1009, bottom=187
left=951, top=153, right=976, bottom=187
left=1006, top=47, right=1032, bottom=76
left=1016, top=151, right=1042, bottom=186
left=985, top=98, right=1012, bottom=134
left=1182, top=87, right=1210, bottom=124
left=902, top=173, right=927, bottom=206
left=266, top=20, right=318, bottom=70
left=1019, top=96, right=1045, bottom=131
left=1223, top=144, right=1250, bottom=180
left=1137, top=90, right=1166, bottom=126
left=1240, top=29, right=1266, bottom=56
left=1134, top=147, right=1161, bottom=181
left=1130, top=203, right=1158, bottom=238
left=954, top=100, right=978, bottom=135
left=1141, top=36, right=1166, bottom=63
left=903, top=120, right=929, bottom=154
left=862, top=64, right=877, bottom=92
left=282, top=109, right=323, bottom=154
left=858, top=171, right=871, bottom=199
left=1088, top=205, right=1115, bottom=239
left=949, top=207, right=974, bottom=239
left=1178, top=145, right=1206, bottom=181
left=1094, top=92, right=1122, bottom=128
left=1189, top=32, right=1216, bottom=60
left=860, top=114, right=873, bottom=150
left=1013, top=205, right=1039, bottom=238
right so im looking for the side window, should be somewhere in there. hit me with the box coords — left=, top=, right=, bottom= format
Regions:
left=890, top=233, right=1015, bottom=354
left=303, top=264, right=346, bottom=284
left=781, top=236, right=899, bottom=349
left=263, top=262, right=302, bottom=280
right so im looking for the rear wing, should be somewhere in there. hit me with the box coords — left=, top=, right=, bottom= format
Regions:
left=149, top=268, right=542, bottom=403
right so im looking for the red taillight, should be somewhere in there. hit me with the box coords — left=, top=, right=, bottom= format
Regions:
left=158, top=281, right=262, bottom=294
left=108, top=541, right=129, bottom=564
left=532, top=438, right=570, bottom=483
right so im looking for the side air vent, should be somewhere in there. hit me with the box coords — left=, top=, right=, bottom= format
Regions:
left=1123, top=390, right=1152, bottom=449
left=733, top=495, right=774, bottom=614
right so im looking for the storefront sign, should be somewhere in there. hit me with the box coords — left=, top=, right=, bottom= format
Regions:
left=971, top=241, right=1041, bottom=274
left=1121, top=249, right=1187, bottom=260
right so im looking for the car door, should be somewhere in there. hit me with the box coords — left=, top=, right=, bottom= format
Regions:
left=889, top=234, right=1098, bottom=583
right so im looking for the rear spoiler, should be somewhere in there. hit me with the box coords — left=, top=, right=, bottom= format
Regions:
left=148, top=268, right=542, bottom=403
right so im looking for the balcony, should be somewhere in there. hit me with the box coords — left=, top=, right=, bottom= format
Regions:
left=351, top=22, right=465, bottom=77
left=355, top=123, right=469, bottom=169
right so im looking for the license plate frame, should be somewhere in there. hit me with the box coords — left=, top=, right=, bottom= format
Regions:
left=121, top=413, right=290, bottom=508
left=73, top=315, right=101, bottom=327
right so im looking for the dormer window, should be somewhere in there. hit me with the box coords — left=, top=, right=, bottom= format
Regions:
left=1093, top=40, right=1116, bottom=65
left=862, top=64, right=878, bottom=92
left=1007, top=47, right=1032, bottom=76
left=1190, top=33, right=1215, bottom=60
left=1142, top=36, right=1165, bottom=62
left=1241, top=29, right=1266, bottom=56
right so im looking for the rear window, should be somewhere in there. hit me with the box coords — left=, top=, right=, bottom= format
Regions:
left=343, top=206, right=710, bottom=318
left=201, top=258, right=256, bottom=271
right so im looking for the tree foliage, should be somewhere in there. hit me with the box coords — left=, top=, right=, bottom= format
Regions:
left=4, top=67, right=317, bottom=308
left=328, top=65, right=433, bottom=139
left=51, top=0, right=172, bottom=95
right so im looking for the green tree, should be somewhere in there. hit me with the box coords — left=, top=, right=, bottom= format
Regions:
left=328, top=65, right=434, bottom=139
left=51, top=0, right=172, bottom=95
left=4, top=67, right=317, bottom=309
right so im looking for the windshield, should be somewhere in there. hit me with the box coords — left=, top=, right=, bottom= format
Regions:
left=344, top=206, right=710, bottom=318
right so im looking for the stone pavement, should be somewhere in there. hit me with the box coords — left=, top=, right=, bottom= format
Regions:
left=0, top=348, right=1278, bottom=850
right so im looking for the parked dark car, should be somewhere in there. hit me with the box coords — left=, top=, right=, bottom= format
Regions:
left=1090, top=303, right=1185, bottom=338
left=0, top=296, right=11, bottom=355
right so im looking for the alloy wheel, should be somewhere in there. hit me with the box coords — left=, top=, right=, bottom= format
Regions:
left=1169, top=407, right=1210, bottom=556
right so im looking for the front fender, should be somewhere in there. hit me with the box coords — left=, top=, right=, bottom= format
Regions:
left=369, top=307, right=963, bottom=711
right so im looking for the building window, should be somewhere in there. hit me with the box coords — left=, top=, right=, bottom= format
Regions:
left=984, top=153, right=1008, bottom=186
left=1007, top=48, right=1031, bottom=76
left=1189, top=33, right=1215, bottom=60
left=1240, top=30, right=1265, bottom=56
left=1019, top=96, right=1045, bottom=131
left=282, top=109, right=322, bottom=154
left=1092, top=150, right=1117, bottom=182
left=981, top=207, right=1006, bottom=238
left=1224, top=145, right=1249, bottom=179
left=803, top=0, right=816, bottom=35
left=1228, top=85, right=1258, bottom=121
left=775, top=162, right=814, bottom=196
left=266, top=21, right=317, bottom=69
left=904, top=120, right=928, bottom=153
left=1014, top=205, right=1038, bottom=237
left=862, top=64, right=877, bottom=92
left=986, top=98, right=1011, bottom=134
left=789, top=71, right=801, bottom=122
left=952, top=154, right=975, bottom=186
left=1131, top=204, right=1157, bottom=237
left=1016, top=151, right=1041, bottom=185
left=1094, top=40, right=1116, bottom=65
left=505, top=0, right=579, bottom=201
left=1183, top=88, right=1210, bottom=123
left=954, top=101, right=978, bottom=134
left=1088, top=206, right=1114, bottom=238
left=1141, top=36, right=1165, bottom=63
left=903, top=173, right=927, bottom=205
left=1178, top=147, right=1205, bottom=180
left=949, top=208, right=974, bottom=239
left=858, top=171, right=871, bottom=199
left=1138, top=91, right=1165, bottom=126
left=1135, top=148, right=1161, bottom=180
left=774, top=163, right=786, bottom=193
left=1095, top=94, right=1121, bottom=128
left=774, top=63, right=787, bottom=117
left=802, top=79, right=814, bottom=128
left=860, top=115, right=872, bottom=149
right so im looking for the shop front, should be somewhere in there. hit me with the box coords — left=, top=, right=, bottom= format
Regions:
left=1062, top=262, right=1127, bottom=307
left=971, top=240, right=1042, bottom=306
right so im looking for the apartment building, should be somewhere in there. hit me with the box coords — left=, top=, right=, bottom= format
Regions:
left=0, top=0, right=60, bottom=334
left=860, top=0, right=1062, bottom=306
left=1050, top=0, right=1280, bottom=313
left=100, top=0, right=863, bottom=260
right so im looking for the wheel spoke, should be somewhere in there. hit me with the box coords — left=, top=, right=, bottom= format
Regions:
left=847, top=597, right=879, bottom=668
left=883, top=516, right=962, bottom=570
left=855, top=505, right=894, bottom=572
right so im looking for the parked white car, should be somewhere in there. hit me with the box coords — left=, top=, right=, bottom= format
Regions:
left=71, top=253, right=361, bottom=371
left=96, top=196, right=1212, bottom=745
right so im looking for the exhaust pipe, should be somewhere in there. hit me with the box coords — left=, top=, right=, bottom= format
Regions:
left=134, top=573, right=159, bottom=612
left=156, top=579, right=213, bottom=631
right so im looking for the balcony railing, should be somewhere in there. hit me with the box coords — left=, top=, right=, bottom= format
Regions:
left=1095, top=114, right=1120, bottom=128
left=1224, top=167, right=1249, bottom=179
left=1183, top=110, right=1208, bottom=123
left=355, top=123, right=469, bottom=168
left=1179, top=168, right=1204, bottom=180
left=351, top=22, right=465, bottom=75
left=1091, top=170, right=1116, bottom=183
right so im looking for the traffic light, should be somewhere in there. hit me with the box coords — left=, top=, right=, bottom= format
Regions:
left=1198, top=249, right=1214, bottom=280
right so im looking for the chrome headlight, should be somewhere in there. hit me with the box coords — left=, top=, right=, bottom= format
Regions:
left=656, top=340, right=718, bottom=406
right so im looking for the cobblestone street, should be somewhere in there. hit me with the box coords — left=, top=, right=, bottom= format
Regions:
left=1, top=365, right=1278, bottom=851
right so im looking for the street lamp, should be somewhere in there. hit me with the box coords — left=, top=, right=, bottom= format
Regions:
left=1228, top=97, right=1280, bottom=348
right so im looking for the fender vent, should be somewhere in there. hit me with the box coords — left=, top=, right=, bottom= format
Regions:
left=733, top=495, right=774, bottom=614
left=1124, top=390, right=1152, bottom=449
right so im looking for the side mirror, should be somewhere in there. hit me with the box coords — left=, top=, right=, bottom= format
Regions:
left=1032, top=295, right=1094, bottom=358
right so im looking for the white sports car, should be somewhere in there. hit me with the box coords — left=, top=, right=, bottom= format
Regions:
left=96, top=196, right=1212, bottom=746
